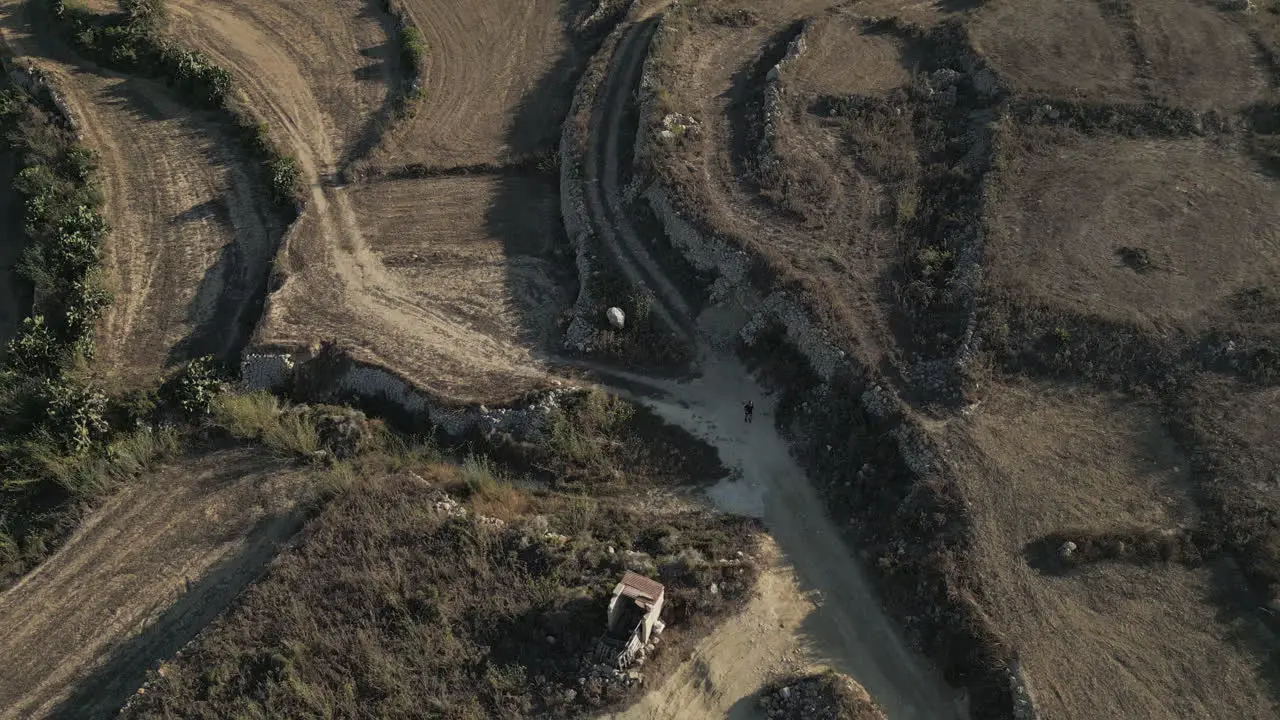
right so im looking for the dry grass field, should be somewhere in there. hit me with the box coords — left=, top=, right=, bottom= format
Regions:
left=970, top=0, right=1266, bottom=110
left=986, top=131, right=1280, bottom=336
left=373, top=0, right=578, bottom=167
left=942, top=380, right=1275, bottom=719
left=166, top=0, right=396, bottom=167
left=167, top=0, right=583, bottom=404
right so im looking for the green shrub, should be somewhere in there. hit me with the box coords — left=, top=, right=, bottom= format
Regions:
left=269, top=155, right=301, bottom=205
left=121, top=0, right=166, bottom=28
left=400, top=25, right=427, bottom=68
left=460, top=453, right=500, bottom=494
left=161, top=355, right=224, bottom=417
left=6, top=316, right=64, bottom=376
left=211, top=392, right=281, bottom=439
left=261, top=411, right=320, bottom=458
left=37, top=377, right=109, bottom=453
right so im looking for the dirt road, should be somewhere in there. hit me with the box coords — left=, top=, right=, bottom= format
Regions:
left=577, top=17, right=966, bottom=719
left=0, top=450, right=313, bottom=719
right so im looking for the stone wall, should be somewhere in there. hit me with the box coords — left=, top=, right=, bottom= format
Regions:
left=240, top=351, right=567, bottom=442
left=757, top=21, right=809, bottom=180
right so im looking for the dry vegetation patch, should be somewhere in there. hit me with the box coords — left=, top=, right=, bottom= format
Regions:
left=985, top=132, right=1280, bottom=336
left=968, top=0, right=1139, bottom=102
left=1130, top=0, right=1267, bottom=111
left=943, top=379, right=1274, bottom=719
left=785, top=12, right=914, bottom=98
left=121, top=470, right=760, bottom=718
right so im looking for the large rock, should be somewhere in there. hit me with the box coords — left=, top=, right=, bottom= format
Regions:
left=606, top=306, right=626, bottom=330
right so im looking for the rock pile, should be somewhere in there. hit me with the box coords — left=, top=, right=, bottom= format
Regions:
left=758, top=671, right=886, bottom=720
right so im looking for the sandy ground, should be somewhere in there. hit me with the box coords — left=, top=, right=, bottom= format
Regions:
left=606, top=542, right=824, bottom=720
left=0, top=449, right=314, bottom=719
left=0, top=1, right=278, bottom=391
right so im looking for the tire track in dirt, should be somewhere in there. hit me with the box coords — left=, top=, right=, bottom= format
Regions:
left=0, top=450, right=314, bottom=719
left=0, top=1, right=277, bottom=390
left=584, top=18, right=698, bottom=341
left=169, top=0, right=559, bottom=403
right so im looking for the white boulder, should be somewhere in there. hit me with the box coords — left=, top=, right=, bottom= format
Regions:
left=606, top=306, right=626, bottom=330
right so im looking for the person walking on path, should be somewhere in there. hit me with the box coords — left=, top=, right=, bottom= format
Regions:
left=743, top=401, right=754, bottom=424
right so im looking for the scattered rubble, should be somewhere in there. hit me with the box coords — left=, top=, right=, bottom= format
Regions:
left=659, top=112, right=701, bottom=142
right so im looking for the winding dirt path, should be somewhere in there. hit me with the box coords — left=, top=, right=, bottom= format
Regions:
left=578, top=15, right=966, bottom=720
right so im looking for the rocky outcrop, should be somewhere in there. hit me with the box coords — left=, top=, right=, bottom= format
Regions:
left=1, top=57, right=78, bottom=134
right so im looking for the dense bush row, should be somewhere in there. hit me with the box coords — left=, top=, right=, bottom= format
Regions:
left=381, top=0, right=427, bottom=109
left=49, top=0, right=303, bottom=210
left=0, top=84, right=110, bottom=444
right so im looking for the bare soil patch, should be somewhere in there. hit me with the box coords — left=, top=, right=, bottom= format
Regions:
left=353, top=173, right=574, bottom=366
left=941, top=379, right=1274, bottom=720
left=985, top=132, right=1280, bottom=336
left=0, top=448, right=314, bottom=719
left=373, top=0, right=578, bottom=168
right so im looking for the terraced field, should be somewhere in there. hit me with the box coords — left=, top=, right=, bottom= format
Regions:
left=0, top=1, right=279, bottom=391
left=1, top=0, right=1277, bottom=718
